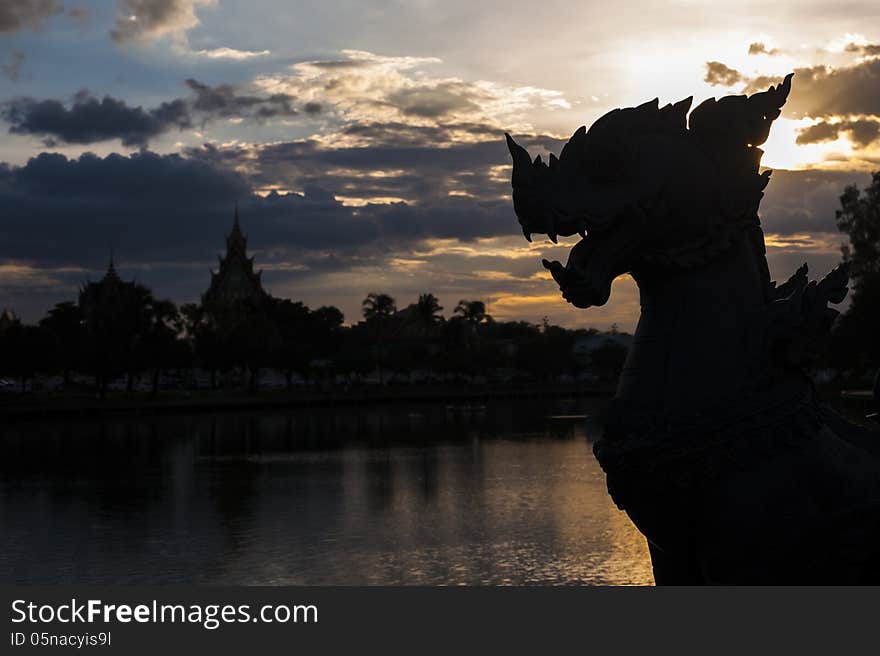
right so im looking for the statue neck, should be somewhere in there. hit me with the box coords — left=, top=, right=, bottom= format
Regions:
left=616, top=232, right=771, bottom=416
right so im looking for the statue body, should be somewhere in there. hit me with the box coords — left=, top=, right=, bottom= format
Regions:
left=506, top=74, right=880, bottom=583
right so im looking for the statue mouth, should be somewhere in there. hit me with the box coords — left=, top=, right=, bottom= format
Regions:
left=538, top=207, right=644, bottom=308
left=542, top=234, right=613, bottom=308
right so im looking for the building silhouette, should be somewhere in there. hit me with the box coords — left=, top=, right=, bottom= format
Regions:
left=79, top=257, right=137, bottom=320
left=203, top=205, right=268, bottom=308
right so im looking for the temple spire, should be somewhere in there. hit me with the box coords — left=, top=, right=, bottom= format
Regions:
left=104, top=251, right=120, bottom=283
left=227, top=202, right=246, bottom=254
left=204, top=203, right=267, bottom=307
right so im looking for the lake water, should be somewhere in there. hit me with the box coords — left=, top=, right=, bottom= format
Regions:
left=0, top=398, right=653, bottom=585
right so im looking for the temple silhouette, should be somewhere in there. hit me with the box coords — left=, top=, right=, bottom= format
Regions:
left=79, top=256, right=130, bottom=312
left=203, top=204, right=269, bottom=308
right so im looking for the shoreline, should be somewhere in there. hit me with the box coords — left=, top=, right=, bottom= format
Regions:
left=0, top=382, right=616, bottom=421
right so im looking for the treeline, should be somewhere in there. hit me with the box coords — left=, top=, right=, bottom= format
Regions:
left=0, top=288, right=629, bottom=396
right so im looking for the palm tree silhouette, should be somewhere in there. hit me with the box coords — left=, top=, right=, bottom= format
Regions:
left=362, top=292, right=397, bottom=384
left=413, top=293, right=444, bottom=336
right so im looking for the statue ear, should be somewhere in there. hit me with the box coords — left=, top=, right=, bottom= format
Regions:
left=505, top=133, right=534, bottom=186
left=505, top=133, right=532, bottom=167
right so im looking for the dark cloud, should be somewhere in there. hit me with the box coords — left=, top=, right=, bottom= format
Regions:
left=1, top=51, right=25, bottom=81
left=307, top=59, right=369, bottom=70
left=796, top=118, right=880, bottom=148
left=0, top=144, right=517, bottom=271
left=337, top=121, right=500, bottom=147
left=1, top=80, right=320, bottom=147
left=704, top=61, right=743, bottom=86
left=184, top=78, right=300, bottom=120
left=1, top=91, right=191, bottom=147
left=748, top=42, right=780, bottom=56
left=0, top=0, right=62, bottom=33
left=759, top=169, right=872, bottom=237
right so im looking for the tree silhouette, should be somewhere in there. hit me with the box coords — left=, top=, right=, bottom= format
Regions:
left=411, top=293, right=444, bottom=336
left=362, top=292, right=397, bottom=322
left=269, top=298, right=313, bottom=389
left=454, top=299, right=490, bottom=325
left=0, top=318, right=46, bottom=392
left=138, top=298, right=185, bottom=396
left=832, top=171, right=880, bottom=370
left=38, top=301, right=84, bottom=386
left=181, top=302, right=228, bottom=388
left=837, top=171, right=880, bottom=283
left=362, top=292, right=397, bottom=384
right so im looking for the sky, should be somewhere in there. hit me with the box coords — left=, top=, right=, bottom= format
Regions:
left=0, top=0, right=879, bottom=329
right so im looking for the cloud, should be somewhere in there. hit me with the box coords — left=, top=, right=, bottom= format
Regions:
left=1, top=80, right=317, bottom=147
left=111, top=0, right=215, bottom=44
left=2, top=48, right=563, bottom=152
left=718, top=56, right=880, bottom=119
left=704, top=54, right=880, bottom=158
left=704, top=61, right=743, bottom=86
left=1, top=91, right=191, bottom=147
left=184, top=78, right=300, bottom=120
left=844, top=42, right=880, bottom=57
left=796, top=118, right=880, bottom=148
left=182, top=122, right=564, bottom=208
left=748, top=42, right=781, bottom=56
left=0, top=0, right=63, bottom=33
left=1, top=51, right=25, bottom=81
left=778, top=59, right=880, bottom=117
left=255, top=50, right=572, bottom=137
left=192, top=47, right=271, bottom=60
left=759, top=169, right=872, bottom=237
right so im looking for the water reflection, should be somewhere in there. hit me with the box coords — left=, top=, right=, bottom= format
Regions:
left=0, top=399, right=653, bottom=585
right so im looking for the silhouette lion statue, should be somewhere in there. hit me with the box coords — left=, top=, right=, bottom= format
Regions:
left=506, top=73, right=880, bottom=584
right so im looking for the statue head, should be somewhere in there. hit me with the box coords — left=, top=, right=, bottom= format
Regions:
left=505, top=74, right=792, bottom=308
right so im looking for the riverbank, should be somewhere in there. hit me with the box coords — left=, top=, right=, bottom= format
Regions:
left=0, top=382, right=617, bottom=421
